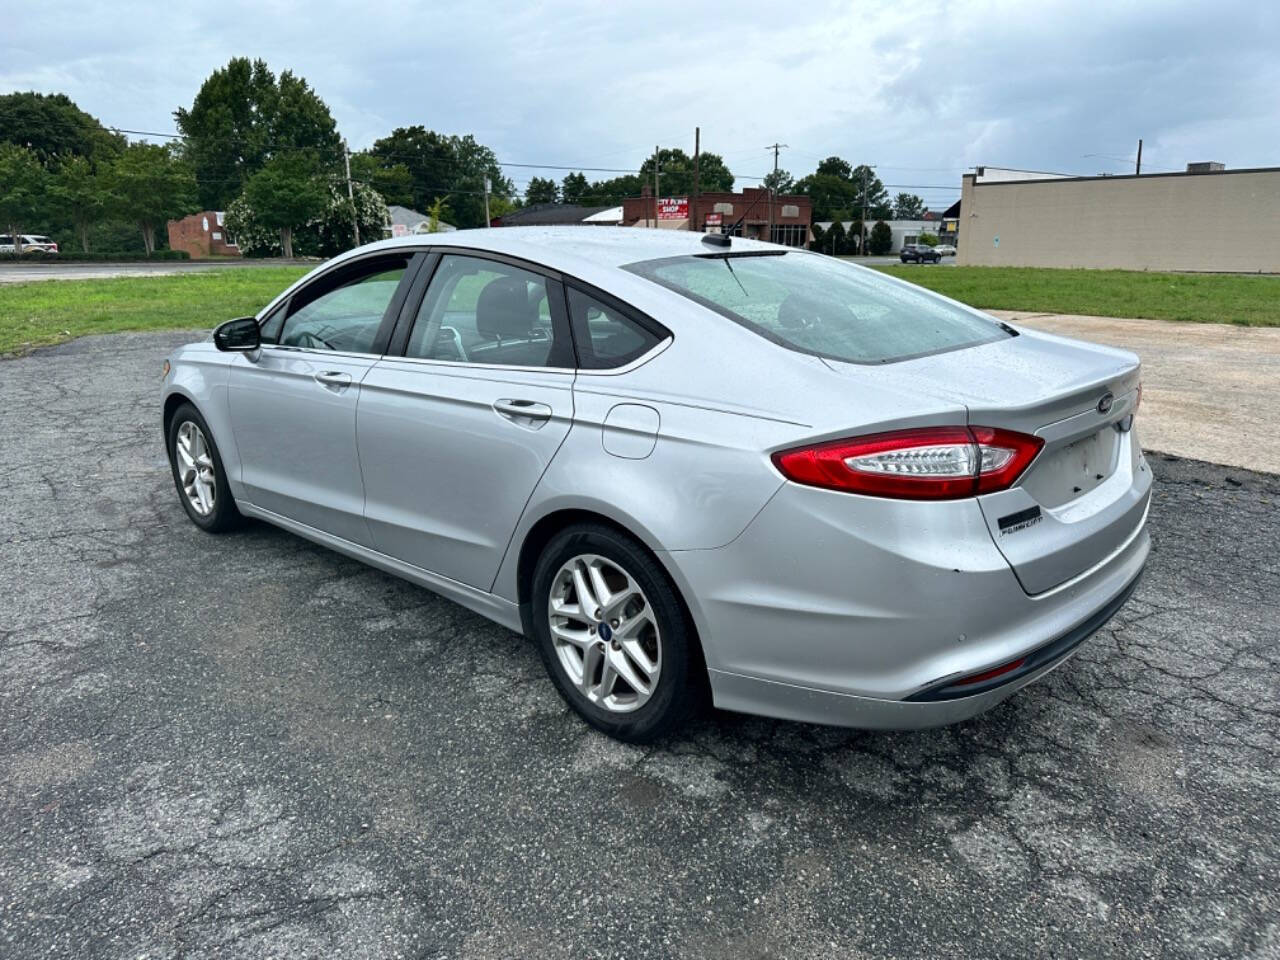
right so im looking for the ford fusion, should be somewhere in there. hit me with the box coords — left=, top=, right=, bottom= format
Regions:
left=162, top=227, right=1150, bottom=741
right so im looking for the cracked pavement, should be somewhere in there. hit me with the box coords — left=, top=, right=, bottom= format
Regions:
left=2, top=330, right=1278, bottom=959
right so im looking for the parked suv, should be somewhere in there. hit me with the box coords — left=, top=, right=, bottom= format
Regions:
left=900, top=244, right=941, bottom=264
left=0, top=234, right=59, bottom=254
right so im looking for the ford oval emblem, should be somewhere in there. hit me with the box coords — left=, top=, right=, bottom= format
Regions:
left=1097, top=392, right=1115, bottom=415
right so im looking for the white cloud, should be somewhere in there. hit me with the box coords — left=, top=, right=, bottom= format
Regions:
left=4, top=0, right=1277, bottom=205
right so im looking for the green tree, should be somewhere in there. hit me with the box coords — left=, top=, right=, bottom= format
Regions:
left=795, top=159, right=889, bottom=222
left=809, top=222, right=825, bottom=252
left=893, top=192, right=926, bottom=219
left=350, top=153, right=414, bottom=208
left=561, top=171, right=589, bottom=204
left=825, top=220, right=846, bottom=256
left=175, top=57, right=341, bottom=209
left=48, top=155, right=104, bottom=252
left=638, top=148, right=734, bottom=196
left=0, top=91, right=124, bottom=165
left=763, top=168, right=795, bottom=194
left=917, top=232, right=939, bottom=247
left=365, top=127, right=512, bottom=228
left=426, top=197, right=446, bottom=233
left=524, top=176, right=559, bottom=204
left=105, top=143, right=197, bottom=254
left=242, top=155, right=328, bottom=258
left=586, top=174, right=643, bottom=204
left=868, top=220, right=893, bottom=255
left=0, top=144, right=48, bottom=254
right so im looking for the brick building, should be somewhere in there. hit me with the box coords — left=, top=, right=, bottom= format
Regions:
left=621, top=187, right=812, bottom=246
left=167, top=211, right=241, bottom=259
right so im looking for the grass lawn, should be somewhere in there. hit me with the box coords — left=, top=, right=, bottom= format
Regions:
left=871, top=265, right=1280, bottom=327
left=0, top=267, right=308, bottom=355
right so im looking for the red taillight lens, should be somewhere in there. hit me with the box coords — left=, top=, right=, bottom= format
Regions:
left=771, top=426, right=1043, bottom=500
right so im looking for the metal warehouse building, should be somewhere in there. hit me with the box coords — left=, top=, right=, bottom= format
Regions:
left=957, top=164, right=1280, bottom=272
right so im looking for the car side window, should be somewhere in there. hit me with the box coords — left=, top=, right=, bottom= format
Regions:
left=276, top=257, right=410, bottom=354
left=566, top=287, right=665, bottom=369
left=404, top=255, right=572, bottom=368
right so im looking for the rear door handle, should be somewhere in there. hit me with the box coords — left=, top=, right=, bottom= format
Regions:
left=314, top=370, right=352, bottom=389
left=494, top=398, right=553, bottom=424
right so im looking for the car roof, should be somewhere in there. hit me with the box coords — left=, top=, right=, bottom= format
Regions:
left=340, top=225, right=786, bottom=273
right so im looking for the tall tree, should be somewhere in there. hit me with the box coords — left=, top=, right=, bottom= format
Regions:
left=106, top=143, right=197, bottom=254
left=175, top=57, right=341, bottom=209
left=0, top=92, right=124, bottom=165
left=893, top=192, right=926, bottom=219
left=524, top=176, right=559, bottom=204
left=795, top=158, right=889, bottom=222
left=0, top=144, right=48, bottom=254
left=763, top=168, right=795, bottom=194
left=561, top=171, right=589, bottom=204
left=349, top=153, right=414, bottom=208
left=637, top=148, right=733, bottom=195
left=586, top=174, right=643, bottom=204
left=365, top=126, right=512, bottom=228
left=241, top=155, right=328, bottom=258
left=48, top=155, right=104, bottom=252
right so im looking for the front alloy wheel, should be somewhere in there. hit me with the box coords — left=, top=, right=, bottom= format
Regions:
left=175, top=421, right=216, bottom=516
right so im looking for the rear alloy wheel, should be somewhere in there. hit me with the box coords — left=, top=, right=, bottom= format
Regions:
left=167, top=402, right=241, bottom=533
left=531, top=525, right=700, bottom=741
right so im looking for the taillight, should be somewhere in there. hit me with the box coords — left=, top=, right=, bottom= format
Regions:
left=772, top=426, right=1044, bottom=500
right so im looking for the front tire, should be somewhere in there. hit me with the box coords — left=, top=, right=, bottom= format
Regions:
left=167, top=402, right=241, bottom=532
left=530, top=524, right=701, bottom=742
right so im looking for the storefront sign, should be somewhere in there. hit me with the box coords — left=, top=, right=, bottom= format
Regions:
left=657, top=197, right=688, bottom=220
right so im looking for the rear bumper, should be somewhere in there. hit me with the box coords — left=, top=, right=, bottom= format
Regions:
left=664, top=478, right=1149, bottom=729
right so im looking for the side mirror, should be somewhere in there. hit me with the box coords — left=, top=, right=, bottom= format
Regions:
left=213, top=317, right=261, bottom=352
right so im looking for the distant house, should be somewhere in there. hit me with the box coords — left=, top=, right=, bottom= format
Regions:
left=491, top=203, right=618, bottom=227
left=167, top=211, right=240, bottom=259
left=385, top=204, right=455, bottom=237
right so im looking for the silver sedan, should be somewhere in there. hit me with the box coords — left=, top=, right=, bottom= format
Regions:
left=162, top=227, right=1150, bottom=741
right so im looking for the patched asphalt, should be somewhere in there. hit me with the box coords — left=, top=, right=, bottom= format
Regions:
left=2, top=330, right=1278, bottom=959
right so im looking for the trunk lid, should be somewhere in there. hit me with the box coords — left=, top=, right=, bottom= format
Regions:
left=824, top=327, right=1152, bottom=594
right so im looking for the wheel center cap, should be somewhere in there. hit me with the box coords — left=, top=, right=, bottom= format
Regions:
left=597, top=622, right=613, bottom=642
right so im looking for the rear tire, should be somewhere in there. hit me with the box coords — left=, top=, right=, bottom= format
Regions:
left=530, top=524, right=701, bottom=742
left=167, top=402, right=241, bottom=533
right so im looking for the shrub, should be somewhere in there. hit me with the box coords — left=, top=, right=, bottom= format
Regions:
left=869, top=220, right=893, bottom=255
left=0, top=249, right=190, bottom=262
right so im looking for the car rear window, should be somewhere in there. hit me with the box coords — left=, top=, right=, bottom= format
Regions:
left=623, top=251, right=1011, bottom=364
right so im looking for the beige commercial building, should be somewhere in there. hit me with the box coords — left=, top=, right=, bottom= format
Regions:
left=957, top=164, right=1280, bottom=272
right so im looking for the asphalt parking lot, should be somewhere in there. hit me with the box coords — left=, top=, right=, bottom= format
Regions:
left=2, top=330, right=1278, bottom=959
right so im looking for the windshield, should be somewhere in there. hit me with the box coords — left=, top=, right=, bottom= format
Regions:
left=623, top=251, right=1011, bottom=364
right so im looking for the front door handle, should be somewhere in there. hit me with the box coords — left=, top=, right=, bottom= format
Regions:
left=314, top=370, right=352, bottom=390
left=494, top=398, right=553, bottom=425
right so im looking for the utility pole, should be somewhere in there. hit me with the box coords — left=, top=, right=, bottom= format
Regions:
left=1135, top=138, right=1143, bottom=176
left=690, top=127, right=700, bottom=232
left=765, top=143, right=788, bottom=241
left=484, top=177, right=492, bottom=227
left=343, top=139, right=360, bottom=248
left=653, top=145, right=661, bottom=229
left=861, top=167, right=868, bottom=256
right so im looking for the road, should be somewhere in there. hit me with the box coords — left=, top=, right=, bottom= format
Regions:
left=0, top=258, right=316, bottom=284
left=1, top=331, right=1277, bottom=958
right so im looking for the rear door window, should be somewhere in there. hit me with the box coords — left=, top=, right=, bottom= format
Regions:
left=566, top=287, right=666, bottom=369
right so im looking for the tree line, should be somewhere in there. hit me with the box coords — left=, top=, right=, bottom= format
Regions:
left=2, top=63, right=939, bottom=257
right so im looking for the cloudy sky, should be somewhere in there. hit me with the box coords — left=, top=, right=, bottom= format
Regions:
left=6, top=0, right=1278, bottom=206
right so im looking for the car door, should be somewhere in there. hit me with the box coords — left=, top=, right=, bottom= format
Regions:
left=357, top=251, right=576, bottom=590
left=227, top=251, right=421, bottom=545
